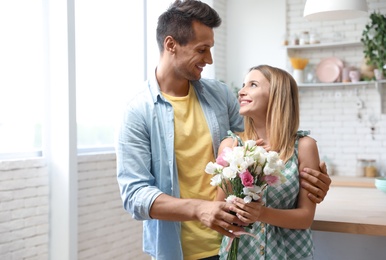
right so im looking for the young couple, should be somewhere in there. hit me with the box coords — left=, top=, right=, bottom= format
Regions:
left=116, top=1, right=329, bottom=259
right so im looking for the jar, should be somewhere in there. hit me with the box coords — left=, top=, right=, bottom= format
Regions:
left=309, top=33, right=319, bottom=44
left=282, top=34, right=289, bottom=46
left=365, top=160, right=377, bottom=177
left=356, top=159, right=366, bottom=177
left=290, top=34, right=299, bottom=45
left=299, top=31, right=309, bottom=45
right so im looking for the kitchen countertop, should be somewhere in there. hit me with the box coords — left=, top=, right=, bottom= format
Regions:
left=311, top=176, right=386, bottom=236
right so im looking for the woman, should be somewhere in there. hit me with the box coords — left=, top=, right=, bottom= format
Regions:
left=218, top=65, right=319, bottom=259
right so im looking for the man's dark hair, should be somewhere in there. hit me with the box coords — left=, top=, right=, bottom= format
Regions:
left=156, top=0, right=222, bottom=52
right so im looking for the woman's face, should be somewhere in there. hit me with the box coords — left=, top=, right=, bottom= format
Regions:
left=238, top=69, right=270, bottom=118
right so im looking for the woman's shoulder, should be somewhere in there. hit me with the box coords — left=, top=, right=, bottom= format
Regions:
left=297, top=130, right=317, bottom=148
left=220, top=136, right=236, bottom=146
left=298, top=135, right=319, bottom=163
left=298, top=135, right=317, bottom=149
left=297, top=134, right=320, bottom=171
left=218, top=131, right=243, bottom=153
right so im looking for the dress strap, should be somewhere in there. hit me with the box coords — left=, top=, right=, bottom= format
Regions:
left=297, top=130, right=310, bottom=138
left=226, top=130, right=244, bottom=146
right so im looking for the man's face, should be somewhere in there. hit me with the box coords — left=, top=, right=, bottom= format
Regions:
left=173, top=21, right=214, bottom=81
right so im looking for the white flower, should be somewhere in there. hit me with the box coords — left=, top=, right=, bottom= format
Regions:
left=263, top=151, right=284, bottom=176
left=222, top=146, right=241, bottom=162
left=205, top=162, right=223, bottom=175
left=253, top=148, right=267, bottom=165
left=255, top=146, right=267, bottom=154
left=266, top=151, right=280, bottom=164
left=263, top=165, right=275, bottom=175
left=229, top=147, right=245, bottom=162
left=244, top=140, right=256, bottom=149
left=244, top=155, right=255, bottom=167
left=242, top=185, right=263, bottom=203
left=228, top=154, right=248, bottom=174
left=210, top=174, right=222, bottom=186
left=275, top=159, right=284, bottom=170
left=222, top=166, right=237, bottom=180
left=225, top=195, right=237, bottom=203
left=254, top=165, right=262, bottom=175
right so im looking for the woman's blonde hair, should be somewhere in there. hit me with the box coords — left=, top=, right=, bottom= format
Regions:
left=240, top=65, right=299, bottom=162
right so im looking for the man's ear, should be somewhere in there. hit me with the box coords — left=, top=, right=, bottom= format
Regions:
left=164, top=36, right=176, bottom=54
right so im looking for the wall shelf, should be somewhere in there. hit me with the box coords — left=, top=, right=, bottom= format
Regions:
left=297, top=79, right=385, bottom=92
left=286, top=40, right=385, bottom=114
left=285, top=41, right=362, bottom=51
left=297, top=81, right=374, bottom=88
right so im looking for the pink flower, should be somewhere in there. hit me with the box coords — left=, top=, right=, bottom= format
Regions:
left=240, top=170, right=254, bottom=187
left=216, top=147, right=232, bottom=166
left=263, top=175, right=279, bottom=186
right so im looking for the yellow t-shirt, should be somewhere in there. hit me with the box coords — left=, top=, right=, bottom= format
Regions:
left=162, top=85, right=222, bottom=260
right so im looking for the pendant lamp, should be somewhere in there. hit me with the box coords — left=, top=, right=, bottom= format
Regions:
left=304, top=0, right=368, bottom=21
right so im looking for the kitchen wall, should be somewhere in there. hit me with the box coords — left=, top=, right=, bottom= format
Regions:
left=226, top=0, right=386, bottom=177
left=0, top=155, right=149, bottom=260
left=225, top=0, right=286, bottom=88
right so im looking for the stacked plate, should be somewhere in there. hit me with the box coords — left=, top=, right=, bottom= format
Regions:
left=316, top=57, right=343, bottom=83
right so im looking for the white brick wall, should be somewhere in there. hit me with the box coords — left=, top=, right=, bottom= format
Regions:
left=77, top=153, right=149, bottom=260
left=0, top=159, right=49, bottom=260
left=0, top=155, right=149, bottom=260
left=287, top=0, right=386, bottom=176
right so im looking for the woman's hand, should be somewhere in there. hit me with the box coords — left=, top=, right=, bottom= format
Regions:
left=300, top=161, right=331, bottom=203
left=255, top=138, right=271, bottom=151
left=228, top=197, right=264, bottom=224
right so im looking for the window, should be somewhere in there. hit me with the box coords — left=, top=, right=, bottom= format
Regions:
left=0, top=0, right=217, bottom=159
left=0, top=0, right=45, bottom=158
left=75, top=0, right=145, bottom=151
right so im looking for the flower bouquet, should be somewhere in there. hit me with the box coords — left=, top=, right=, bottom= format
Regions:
left=205, top=139, right=286, bottom=260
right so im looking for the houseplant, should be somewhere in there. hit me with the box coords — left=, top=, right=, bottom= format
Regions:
left=360, top=11, right=386, bottom=80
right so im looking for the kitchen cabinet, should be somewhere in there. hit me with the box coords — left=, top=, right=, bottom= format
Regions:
left=312, top=180, right=386, bottom=260
left=312, top=184, right=386, bottom=236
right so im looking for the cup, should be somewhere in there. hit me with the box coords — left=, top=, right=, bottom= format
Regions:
left=342, top=67, right=350, bottom=82
left=349, top=70, right=360, bottom=83
left=374, top=69, right=383, bottom=80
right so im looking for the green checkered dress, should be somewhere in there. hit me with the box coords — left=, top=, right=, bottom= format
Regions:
left=219, top=130, right=314, bottom=260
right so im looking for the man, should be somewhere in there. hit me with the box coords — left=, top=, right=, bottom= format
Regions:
left=116, top=1, right=331, bottom=259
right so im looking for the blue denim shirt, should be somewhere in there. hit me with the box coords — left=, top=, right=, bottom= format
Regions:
left=116, top=72, right=243, bottom=260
